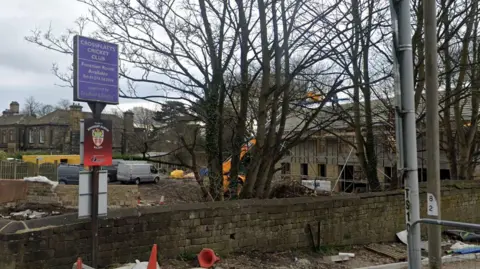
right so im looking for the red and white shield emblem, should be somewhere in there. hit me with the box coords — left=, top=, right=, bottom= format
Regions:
left=92, top=128, right=105, bottom=148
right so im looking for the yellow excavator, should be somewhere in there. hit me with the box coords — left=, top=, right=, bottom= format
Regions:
left=221, top=138, right=256, bottom=192
left=201, top=91, right=340, bottom=193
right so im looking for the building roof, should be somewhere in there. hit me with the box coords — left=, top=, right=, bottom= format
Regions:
left=0, top=114, right=36, bottom=126
left=284, top=90, right=477, bottom=134
left=0, top=109, right=124, bottom=127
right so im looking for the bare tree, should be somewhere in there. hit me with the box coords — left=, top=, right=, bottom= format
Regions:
left=56, top=99, right=72, bottom=110
left=39, top=104, right=55, bottom=116
left=234, top=0, right=355, bottom=198
left=126, top=106, right=160, bottom=157
left=26, top=0, right=240, bottom=200
left=438, top=0, right=480, bottom=180
left=297, top=0, right=392, bottom=191
left=26, top=0, right=390, bottom=199
left=22, top=96, right=42, bottom=116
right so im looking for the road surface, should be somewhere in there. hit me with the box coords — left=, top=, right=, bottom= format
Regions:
left=423, top=260, right=480, bottom=268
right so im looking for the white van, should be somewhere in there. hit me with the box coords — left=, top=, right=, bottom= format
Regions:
left=117, top=163, right=160, bottom=184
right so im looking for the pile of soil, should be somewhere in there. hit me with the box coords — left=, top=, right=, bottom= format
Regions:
left=269, top=181, right=331, bottom=199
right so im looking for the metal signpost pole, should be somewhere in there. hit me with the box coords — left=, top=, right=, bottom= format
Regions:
left=396, top=0, right=422, bottom=268
left=74, top=35, right=119, bottom=268
left=424, top=0, right=442, bottom=266
left=88, top=102, right=106, bottom=268
left=388, top=0, right=404, bottom=189
left=80, top=119, right=85, bottom=166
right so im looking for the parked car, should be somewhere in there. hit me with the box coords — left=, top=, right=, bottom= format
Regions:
left=102, top=159, right=123, bottom=182
left=117, top=163, right=160, bottom=185
left=57, top=164, right=85, bottom=185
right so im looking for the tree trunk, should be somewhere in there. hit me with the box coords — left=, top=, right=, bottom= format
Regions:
left=412, top=0, right=425, bottom=110
left=361, top=0, right=380, bottom=191
left=241, top=0, right=271, bottom=198
left=452, top=0, right=477, bottom=180
left=440, top=0, right=457, bottom=180
left=230, top=0, right=250, bottom=192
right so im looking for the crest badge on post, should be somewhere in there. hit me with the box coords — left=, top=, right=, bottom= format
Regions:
left=84, top=118, right=112, bottom=166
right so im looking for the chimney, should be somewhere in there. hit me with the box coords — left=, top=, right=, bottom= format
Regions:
left=69, top=104, right=83, bottom=111
left=122, top=111, right=134, bottom=154
left=123, top=111, right=134, bottom=133
left=69, top=103, right=83, bottom=131
left=9, top=101, right=19, bottom=114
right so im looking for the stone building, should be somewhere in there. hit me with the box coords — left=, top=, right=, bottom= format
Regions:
left=280, top=95, right=475, bottom=192
left=0, top=101, right=135, bottom=154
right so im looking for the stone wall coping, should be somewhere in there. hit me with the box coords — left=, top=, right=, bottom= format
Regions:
left=2, top=183, right=478, bottom=237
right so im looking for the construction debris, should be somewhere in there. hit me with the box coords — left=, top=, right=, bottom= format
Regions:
left=449, top=241, right=480, bottom=254
left=326, top=255, right=350, bottom=262
left=338, top=252, right=355, bottom=258
left=365, top=243, right=407, bottom=262
left=301, top=180, right=331, bottom=192
left=131, top=259, right=160, bottom=269
left=396, top=229, right=450, bottom=252
left=444, top=230, right=480, bottom=242
left=325, top=252, right=355, bottom=263
left=9, top=209, right=48, bottom=220
left=24, top=176, right=58, bottom=188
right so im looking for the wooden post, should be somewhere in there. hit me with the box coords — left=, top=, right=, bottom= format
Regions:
left=54, top=160, right=58, bottom=181
left=35, top=159, right=39, bottom=176
left=13, top=161, right=17, bottom=180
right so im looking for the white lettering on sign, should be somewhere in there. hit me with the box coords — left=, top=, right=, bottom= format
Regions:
left=80, top=39, right=117, bottom=52
left=404, top=187, right=411, bottom=231
left=427, top=193, right=439, bottom=216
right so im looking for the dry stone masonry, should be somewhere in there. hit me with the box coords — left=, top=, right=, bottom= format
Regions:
left=0, top=181, right=479, bottom=269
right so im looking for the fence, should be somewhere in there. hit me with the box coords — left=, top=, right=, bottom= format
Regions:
left=0, top=161, right=57, bottom=181
left=407, top=219, right=480, bottom=269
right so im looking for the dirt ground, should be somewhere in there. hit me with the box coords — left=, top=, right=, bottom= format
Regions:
left=138, top=178, right=205, bottom=204
left=425, top=260, right=480, bottom=269
left=137, top=177, right=342, bottom=205
left=155, top=245, right=398, bottom=269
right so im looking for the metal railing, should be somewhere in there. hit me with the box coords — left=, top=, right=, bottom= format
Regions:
left=408, top=219, right=480, bottom=269
left=0, top=160, right=57, bottom=181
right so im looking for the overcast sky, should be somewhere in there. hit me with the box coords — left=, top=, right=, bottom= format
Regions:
left=0, top=0, right=156, bottom=114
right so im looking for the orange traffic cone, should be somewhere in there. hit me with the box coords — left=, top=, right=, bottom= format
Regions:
left=76, top=257, right=82, bottom=269
left=197, top=248, right=220, bottom=268
left=147, top=244, right=158, bottom=269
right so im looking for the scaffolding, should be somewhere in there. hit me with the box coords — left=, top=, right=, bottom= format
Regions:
left=278, top=135, right=397, bottom=193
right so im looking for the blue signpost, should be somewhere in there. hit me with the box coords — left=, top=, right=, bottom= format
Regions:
left=74, top=35, right=119, bottom=104
left=73, top=35, right=119, bottom=268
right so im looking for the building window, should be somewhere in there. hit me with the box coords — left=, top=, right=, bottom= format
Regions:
left=9, top=130, right=14, bottom=142
left=50, top=129, right=54, bottom=145
left=39, top=129, right=45, bottom=144
left=318, top=164, right=326, bottom=177
left=281, top=163, right=291, bottom=175
left=28, top=129, right=34, bottom=144
left=301, top=163, right=308, bottom=177
left=2, top=131, right=6, bottom=143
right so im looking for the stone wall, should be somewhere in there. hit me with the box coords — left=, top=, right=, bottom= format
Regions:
left=0, top=180, right=61, bottom=206
left=0, top=180, right=139, bottom=209
left=0, top=180, right=27, bottom=205
left=1, top=181, right=479, bottom=269
left=55, top=185, right=139, bottom=208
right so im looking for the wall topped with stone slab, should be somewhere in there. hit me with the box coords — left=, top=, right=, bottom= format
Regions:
left=0, top=179, right=139, bottom=209
left=1, top=181, right=479, bottom=269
